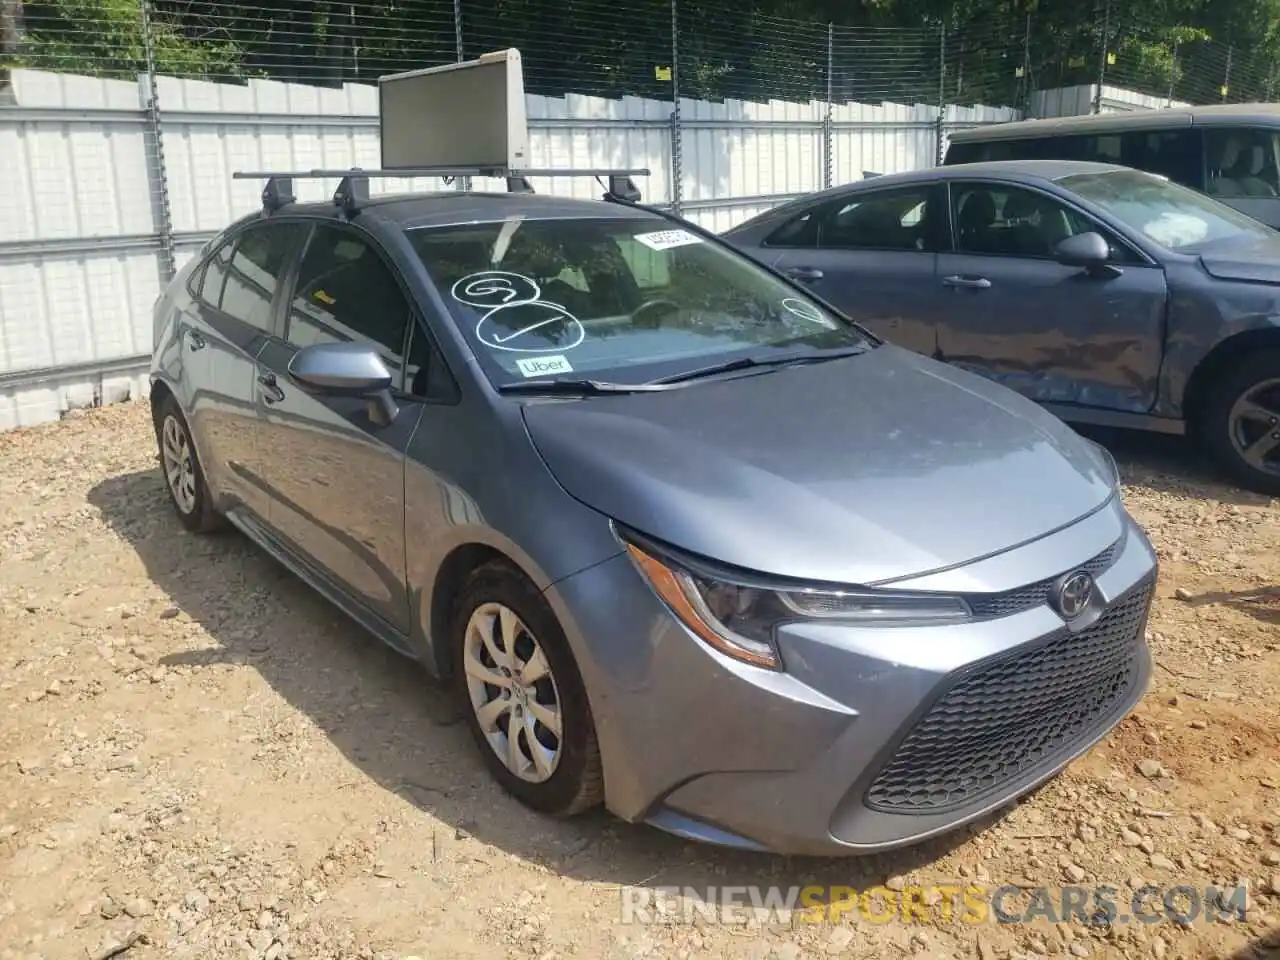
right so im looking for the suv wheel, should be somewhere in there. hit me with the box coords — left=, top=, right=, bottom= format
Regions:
left=451, top=561, right=603, bottom=815
left=154, top=395, right=224, bottom=533
left=1201, top=349, right=1280, bottom=496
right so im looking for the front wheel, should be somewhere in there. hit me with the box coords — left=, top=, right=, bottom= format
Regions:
left=450, top=561, right=603, bottom=816
left=1200, top=349, right=1280, bottom=496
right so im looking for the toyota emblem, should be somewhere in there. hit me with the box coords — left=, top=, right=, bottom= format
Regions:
left=1056, top=571, right=1095, bottom=620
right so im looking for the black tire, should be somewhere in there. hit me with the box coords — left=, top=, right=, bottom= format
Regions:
left=450, top=560, right=603, bottom=816
left=153, top=395, right=224, bottom=534
left=1200, top=349, right=1280, bottom=496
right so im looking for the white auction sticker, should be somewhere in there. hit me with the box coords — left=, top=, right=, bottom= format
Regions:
left=516, top=355, right=574, bottom=378
left=633, top=229, right=704, bottom=251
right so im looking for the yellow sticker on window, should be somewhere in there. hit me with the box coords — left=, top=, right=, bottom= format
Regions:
left=313, top=290, right=335, bottom=305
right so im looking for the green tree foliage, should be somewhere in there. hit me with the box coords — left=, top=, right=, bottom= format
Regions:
left=3, top=0, right=1280, bottom=107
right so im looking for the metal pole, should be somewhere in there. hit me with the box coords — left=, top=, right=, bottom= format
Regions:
left=1020, top=11, right=1031, bottom=114
left=1093, top=0, right=1110, bottom=114
left=139, top=0, right=175, bottom=283
left=824, top=23, right=833, bottom=188
left=1167, top=38, right=1179, bottom=107
left=1222, top=45, right=1232, bottom=102
left=453, top=0, right=471, bottom=192
left=935, top=21, right=946, bottom=165
left=670, top=0, right=683, bottom=216
left=1, top=0, right=23, bottom=59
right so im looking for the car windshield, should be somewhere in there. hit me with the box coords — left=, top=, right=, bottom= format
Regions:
left=405, top=215, right=868, bottom=388
left=1058, top=168, right=1276, bottom=252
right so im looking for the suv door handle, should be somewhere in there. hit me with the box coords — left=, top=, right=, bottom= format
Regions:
left=185, top=330, right=206, bottom=351
left=943, top=275, right=992, bottom=290
left=256, top=372, right=286, bottom=404
left=784, top=266, right=825, bottom=282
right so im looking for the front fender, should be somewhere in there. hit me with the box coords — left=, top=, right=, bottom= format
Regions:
left=1157, top=266, right=1280, bottom=417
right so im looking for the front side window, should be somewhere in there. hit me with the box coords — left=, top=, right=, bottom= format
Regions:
left=286, top=225, right=411, bottom=377
left=406, top=216, right=869, bottom=388
left=950, top=182, right=1139, bottom=262
left=1059, top=168, right=1277, bottom=251
left=220, top=221, right=305, bottom=331
left=1205, top=127, right=1280, bottom=199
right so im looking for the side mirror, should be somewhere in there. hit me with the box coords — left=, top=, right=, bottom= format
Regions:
left=1053, top=232, right=1114, bottom=273
left=288, top=342, right=399, bottom=425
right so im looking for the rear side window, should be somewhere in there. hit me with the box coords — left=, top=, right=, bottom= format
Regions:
left=285, top=224, right=412, bottom=376
left=221, top=221, right=306, bottom=331
left=765, top=187, right=937, bottom=251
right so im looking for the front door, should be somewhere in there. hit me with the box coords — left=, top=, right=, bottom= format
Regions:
left=934, top=180, right=1169, bottom=414
left=254, top=221, right=422, bottom=637
left=765, top=183, right=948, bottom=356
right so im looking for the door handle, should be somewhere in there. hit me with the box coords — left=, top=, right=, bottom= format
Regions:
left=256, top=372, right=286, bottom=404
left=185, top=330, right=206, bottom=351
left=784, top=266, right=825, bottom=282
left=943, top=275, right=992, bottom=290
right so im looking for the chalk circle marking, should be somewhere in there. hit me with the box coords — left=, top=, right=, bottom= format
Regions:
left=780, top=298, right=830, bottom=325
left=475, top=300, right=586, bottom=354
left=451, top=271, right=541, bottom=310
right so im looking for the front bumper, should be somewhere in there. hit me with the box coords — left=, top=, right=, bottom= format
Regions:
left=543, top=496, right=1157, bottom=857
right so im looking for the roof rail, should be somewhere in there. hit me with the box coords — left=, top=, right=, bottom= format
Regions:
left=232, top=166, right=650, bottom=217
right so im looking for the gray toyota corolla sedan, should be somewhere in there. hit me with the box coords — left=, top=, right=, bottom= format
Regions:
left=149, top=176, right=1158, bottom=856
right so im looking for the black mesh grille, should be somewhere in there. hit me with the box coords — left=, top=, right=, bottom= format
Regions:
left=964, top=540, right=1121, bottom=620
left=864, top=582, right=1152, bottom=815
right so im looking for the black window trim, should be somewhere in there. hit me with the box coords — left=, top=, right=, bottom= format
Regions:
left=275, top=216, right=461, bottom=406
left=761, top=182, right=946, bottom=253
left=942, top=178, right=1158, bottom=267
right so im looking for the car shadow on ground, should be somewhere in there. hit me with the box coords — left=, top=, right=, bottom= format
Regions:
left=89, top=466, right=1006, bottom=896
left=1180, top=585, right=1280, bottom=627
left=1232, top=929, right=1280, bottom=960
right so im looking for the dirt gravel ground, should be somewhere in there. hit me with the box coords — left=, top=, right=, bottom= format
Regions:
left=1, top=400, right=1279, bottom=960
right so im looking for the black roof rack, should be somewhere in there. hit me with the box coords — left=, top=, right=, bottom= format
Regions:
left=231, top=166, right=650, bottom=217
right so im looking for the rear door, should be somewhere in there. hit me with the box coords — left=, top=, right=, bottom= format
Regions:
left=933, top=179, right=1169, bottom=414
left=765, top=183, right=949, bottom=356
left=253, top=220, right=424, bottom=637
left=184, top=221, right=299, bottom=523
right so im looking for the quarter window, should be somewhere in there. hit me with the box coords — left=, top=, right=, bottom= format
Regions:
left=196, top=240, right=233, bottom=309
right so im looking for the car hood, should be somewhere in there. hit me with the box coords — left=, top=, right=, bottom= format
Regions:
left=1200, top=235, right=1280, bottom=284
left=520, top=346, right=1116, bottom=586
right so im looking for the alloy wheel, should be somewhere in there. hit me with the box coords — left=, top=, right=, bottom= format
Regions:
left=462, top=602, right=564, bottom=783
left=161, top=414, right=198, bottom=515
left=1227, top=377, right=1280, bottom=478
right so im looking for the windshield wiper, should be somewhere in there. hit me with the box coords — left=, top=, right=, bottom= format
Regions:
left=649, top=347, right=868, bottom=386
left=499, top=378, right=675, bottom=395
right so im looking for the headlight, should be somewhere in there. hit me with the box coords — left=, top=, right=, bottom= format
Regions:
left=621, top=533, right=972, bottom=671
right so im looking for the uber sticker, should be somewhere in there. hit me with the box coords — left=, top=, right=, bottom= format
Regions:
left=516, top=355, right=574, bottom=378
left=633, top=229, right=703, bottom=251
